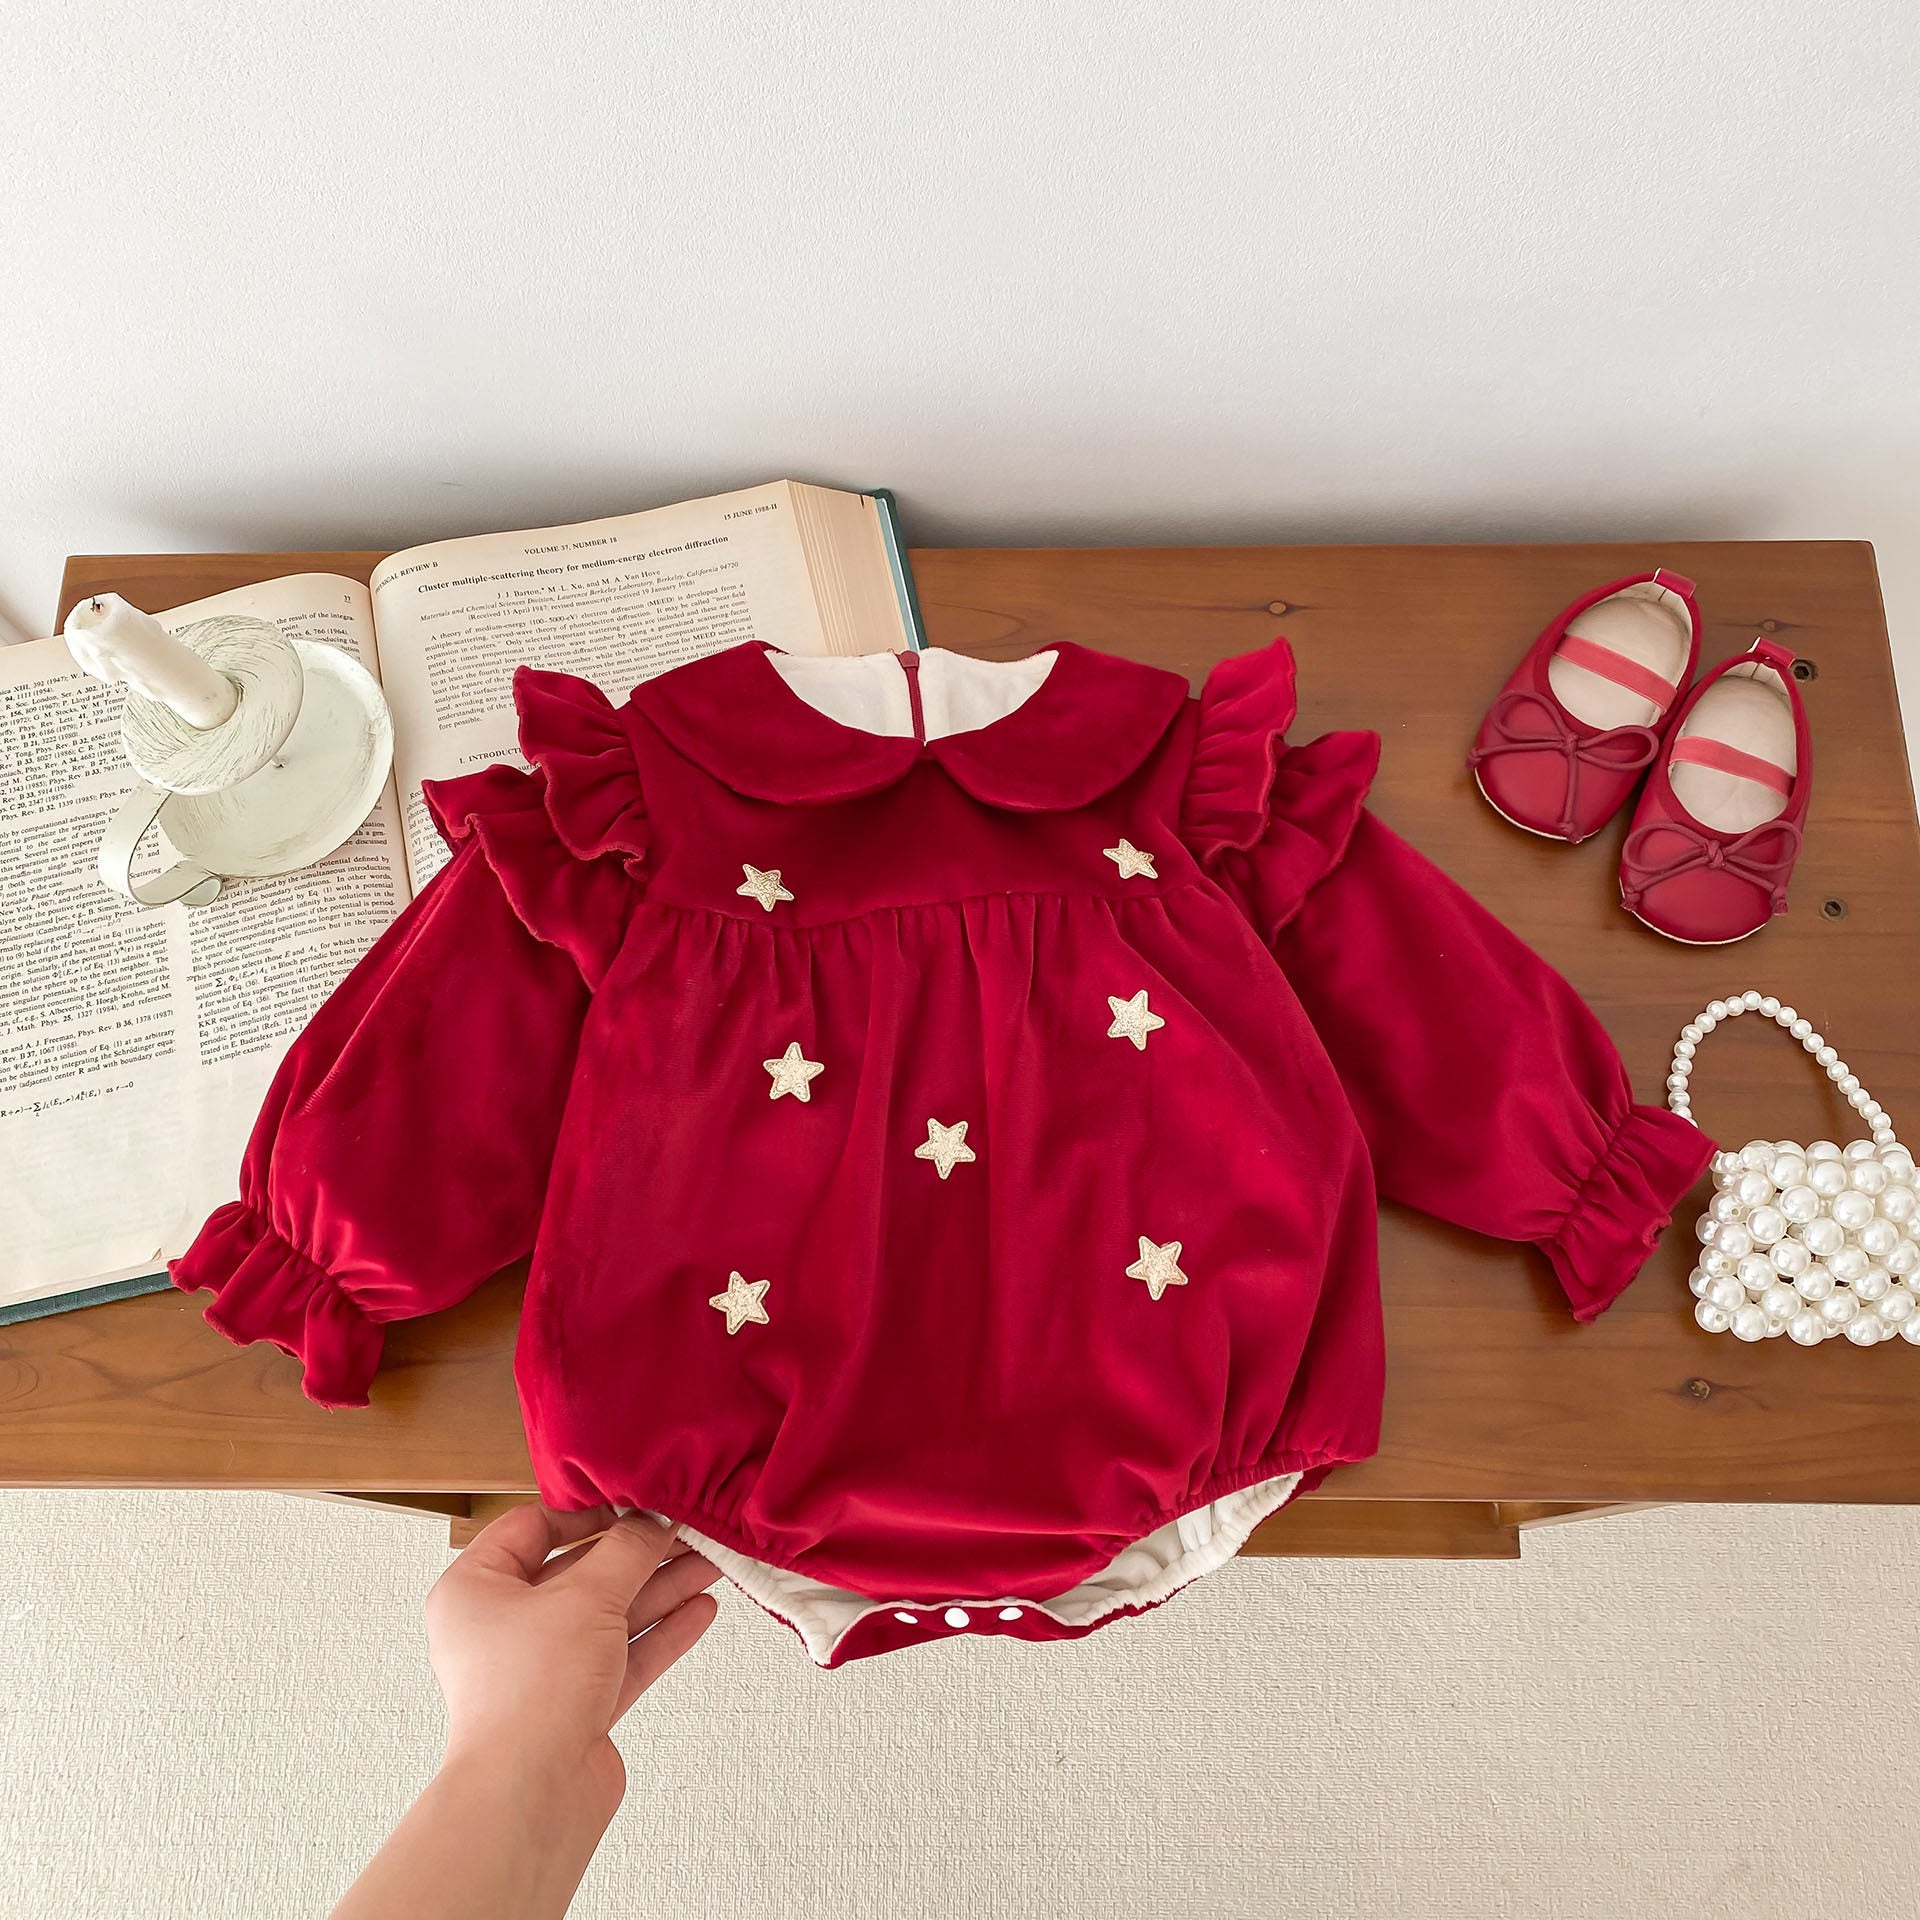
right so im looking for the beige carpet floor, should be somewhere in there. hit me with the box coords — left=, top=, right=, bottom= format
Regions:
left=0, top=1491, right=1910, bottom=1918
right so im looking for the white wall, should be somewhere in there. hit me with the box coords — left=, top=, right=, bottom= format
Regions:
left=2, top=0, right=1916, bottom=693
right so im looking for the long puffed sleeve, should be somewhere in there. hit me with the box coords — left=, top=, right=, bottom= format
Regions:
left=1184, top=641, right=1714, bottom=1320
left=171, top=670, right=649, bottom=1405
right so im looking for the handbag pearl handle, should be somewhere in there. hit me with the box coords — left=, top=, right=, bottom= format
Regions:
left=1666, top=989, right=1898, bottom=1153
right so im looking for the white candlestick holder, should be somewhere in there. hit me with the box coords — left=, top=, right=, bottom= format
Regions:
left=65, top=596, right=393, bottom=909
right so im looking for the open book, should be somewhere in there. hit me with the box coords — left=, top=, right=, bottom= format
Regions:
left=1, top=481, right=921, bottom=1323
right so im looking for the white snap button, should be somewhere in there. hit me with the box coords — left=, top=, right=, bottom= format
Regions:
left=943, top=1607, right=970, bottom=1628
left=998, top=1606, right=1022, bottom=1621
left=892, top=1611, right=918, bottom=1625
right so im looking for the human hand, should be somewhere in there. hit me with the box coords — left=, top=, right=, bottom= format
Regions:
left=424, top=1505, right=720, bottom=1819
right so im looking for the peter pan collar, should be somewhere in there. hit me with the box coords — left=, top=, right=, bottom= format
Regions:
left=632, top=640, right=1190, bottom=811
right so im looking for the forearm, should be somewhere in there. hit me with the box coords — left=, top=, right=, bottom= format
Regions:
left=330, top=1744, right=621, bottom=1920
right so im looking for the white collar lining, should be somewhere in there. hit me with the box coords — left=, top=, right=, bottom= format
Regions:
left=767, top=647, right=1057, bottom=743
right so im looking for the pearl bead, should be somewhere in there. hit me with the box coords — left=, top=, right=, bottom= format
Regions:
left=1666, top=1071, right=1689, bottom=1093
left=1674, top=1039, right=1696, bottom=1060
left=1850, top=1160, right=1889, bottom=1196
left=1760, top=996, right=1781, bottom=1017
left=1831, top=1191, right=1875, bottom=1232
left=1711, top=1150, right=1742, bottom=1186
left=1682, top=1024, right=1704, bottom=1044
left=1846, top=1312, right=1886, bottom=1346
left=1794, top=1265, right=1834, bottom=1301
left=1820, top=1290, right=1859, bottom=1326
left=1845, top=1139, right=1877, bottom=1162
left=1736, top=1169, right=1773, bottom=1207
left=1769, top=1154, right=1808, bottom=1190
left=1769, top=1239, right=1811, bottom=1278
left=1717, top=1225, right=1755, bottom=1259
left=1815, top=1046, right=1839, bottom=1068
left=1731, top=1303, right=1770, bottom=1342
left=1881, top=1148, right=1916, bottom=1181
left=1797, top=1217, right=1843, bottom=1259
left=1790, top=1018, right=1812, bottom=1039
left=1695, top=1300, right=1733, bottom=1334
left=1689, top=1267, right=1712, bottom=1298
left=1788, top=1308, right=1827, bottom=1346
left=1711, top=1191, right=1748, bottom=1224
left=1740, top=1141, right=1775, bottom=1172
left=1879, top=1186, right=1917, bottom=1226
left=1759, top=1282, right=1798, bottom=1322
left=1878, top=1286, right=1915, bottom=1325
left=1809, top=1162, right=1850, bottom=1200
left=1741, top=990, right=1763, bottom=1010
left=1708, top=1001, right=1731, bottom=1022
left=1707, top=1275, right=1747, bottom=1312
left=1827, top=1245, right=1867, bottom=1284
left=1903, top=1316, right=1920, bottom=1345
left=1808, top=1140, right=1843, bottom=1162
left=1850, top=1089, right=1875, bottom=1111
left=1696, top=1216, right=1720, bottom=1246
left=1860, top=1218, right=1900, bottom=1259
left=1778, top=1184, right=1821, bottom=1224
left=1854, top=1265, right=1891, bottom=1302
left=1888, top=1239, right=1920, bottom=1278
left=1737, top=1253, right=1775, bottom=1290
left=1746, top=1207, right=1787, bottom=1247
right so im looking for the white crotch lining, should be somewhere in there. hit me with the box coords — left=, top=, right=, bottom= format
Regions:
left=671, top=1471, right=1302, bottom=1666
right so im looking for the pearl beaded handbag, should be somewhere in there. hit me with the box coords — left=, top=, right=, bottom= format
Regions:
left=1673, top=991, right=1917, bottom=1346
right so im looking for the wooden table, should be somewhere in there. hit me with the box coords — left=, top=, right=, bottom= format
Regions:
left=10, top=540, right=1918, bottom=1561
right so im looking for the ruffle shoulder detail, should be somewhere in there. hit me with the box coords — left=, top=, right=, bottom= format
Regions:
left=510, top=666, right=650, bottom=863
left=1181, top=639, right=1382, bottom=935
left=421, top=670, right=646, bottom=989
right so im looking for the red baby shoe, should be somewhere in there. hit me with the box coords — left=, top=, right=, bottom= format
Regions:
left=1469, top=569, right=1702, bottom=842
left=1619, top=638, right=1810, bottom=944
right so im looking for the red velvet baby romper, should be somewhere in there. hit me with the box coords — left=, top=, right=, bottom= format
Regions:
left=172, top=637, right=1712, bottom=1666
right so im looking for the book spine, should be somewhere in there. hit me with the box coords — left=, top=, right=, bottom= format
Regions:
left=868, top=490, right=929, bottom=652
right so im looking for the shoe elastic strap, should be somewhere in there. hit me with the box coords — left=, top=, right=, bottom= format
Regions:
left=1554, top=633, right=1679, bottom=710
left=1669, top=735, right=1792, bottom=796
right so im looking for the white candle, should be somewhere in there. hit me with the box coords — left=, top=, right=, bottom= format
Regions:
left=65, top=592, right=239, bottom=728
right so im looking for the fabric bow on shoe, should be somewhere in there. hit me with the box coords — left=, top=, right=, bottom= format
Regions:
left=1467, top=691, right=1662, bottom=840
left=1620, top=817, right=1803, bottom=916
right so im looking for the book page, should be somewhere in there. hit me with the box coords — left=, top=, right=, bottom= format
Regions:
left=370, top=482, right=859, bottom=891
left=0, top=577, right=409, bottom=1309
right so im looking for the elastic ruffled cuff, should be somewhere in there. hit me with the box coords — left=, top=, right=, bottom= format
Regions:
left=170, top=1202, right=384, bottom=1408
left=1543, top=1105, right=1717, bottom=1322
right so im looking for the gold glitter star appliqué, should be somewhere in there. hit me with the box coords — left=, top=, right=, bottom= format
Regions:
left=914, top=1118, right=976, bottom=1180
left=1102, top=839, right=1158, bottom=881
left=763, top=1043, right=826, bottom=1102
left=1125, top=1236, right=1188, bottom=1301
left=736, top=864, right=796, bottom=911
left=1106, top=990, right=1166, bottom=1052
left=708, top=1270, right=772, bottom=1334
